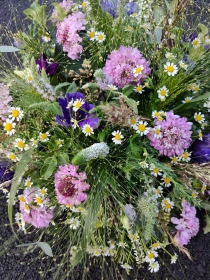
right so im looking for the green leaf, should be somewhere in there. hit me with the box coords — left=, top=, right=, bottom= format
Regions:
left=16, top=242, right=37, bottom=247
left=122, top=85, right=134, bottom=97
left=67, top=81, right=77, bottom=93
left=0, top=46, right=19, bottom=52
left=8, top=148, right=34, bottom=236
left=38, top=242, right=53, bottom=257
left=198, top=23, right=208, bottom=36
left=203, top=214, right=210, bottom=234
left=48, top=102, right=64, bottom=116
left=154, top=27, right=162, bottom=44
left=153, top=5, right=165, bottom=24
left=40, top=156, right=57, bottom=179
left=54, top=82, right=71, bottom=93
left=48, top=136, right=58, bottom=150
left=57, top=153, right=69, bottom=166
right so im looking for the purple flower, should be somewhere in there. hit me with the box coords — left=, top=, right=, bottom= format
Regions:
left=56, top=92, right=100, bottom=129
left=147, top=111, right=192, bottom=157
left=36, top=54, right=57, bottom=76
left=103, top=46, right=151, bottom=88
left=124, top=2, right=138, bottom=15
left=100, top=0, right=119, bottom=17
left=192, top=133, right=210, bottom=163
left=0, top=160, right=14, bottom=183
left=183, top=32, right=198, bottom=42
left=171, top=200, right=199, bottom=246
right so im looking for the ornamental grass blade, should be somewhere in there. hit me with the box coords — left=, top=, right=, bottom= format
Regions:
left=8, top=148, right=34, bottom=237
left=38, top=242, right=53, bottom=257
left=0, top=46, right=19, bottom=52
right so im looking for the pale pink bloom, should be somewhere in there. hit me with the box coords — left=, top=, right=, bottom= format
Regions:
left=0, top=83, right=12, bottom=121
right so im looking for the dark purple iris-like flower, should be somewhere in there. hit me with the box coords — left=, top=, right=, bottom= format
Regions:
left=192, top=133, right=210, bottom=163
left=0, top=160, right=14, bottom=184
left=124, top=2, right=138, bottom=15
left=100, top=0, right=119, bottom=17
left=183, top=32, right=198, bottom=43
left=36, top=54, right=57, bottom=76
left=56, top=92, right=100, bottom=129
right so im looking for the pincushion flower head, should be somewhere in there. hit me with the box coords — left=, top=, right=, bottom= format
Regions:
left=102, top=46, right=151, bottom=88
left=56, top=92, right=100, bottom=130
left=19, top=187, right=54, bottom=228
left=36, top=54, right=57, bottom=76
left=192, top=133, right=210, bottom=163
left=54, top=164, right=90, bottom=206
left=147, top=110, right=192, bottom=157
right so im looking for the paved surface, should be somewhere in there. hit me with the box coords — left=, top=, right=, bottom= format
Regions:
left=1, top=0, right=210, bottom=279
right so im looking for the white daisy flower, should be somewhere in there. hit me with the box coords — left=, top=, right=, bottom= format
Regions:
left=165, top=52, right=175, bottom=59
left=7, top=152, right=19, bottom=162
left=164, top=62, right=178, bottom=76
left=24, top=177, right=33, bottom=188
left=153, top=125, right=162, bottom=139
left=139, top=161, right=149, bottom=168
left=180, top=150, right=191, bottom=162
left=71, top=118, right=79, bottom=129
left=14, top=138, right=29, bottom=151
left=133, top=65, right=144, bottom=77
left=72, top=98, right=85, bottom=112
left=134, top=121, right=150, bottom=136
left=95, top=31, right=106, bottom=43
left=182, top=97, right=192, bottom=103
left=9, top=107, right=24, bottom=121
left=31, top=138, right=38, bottom=147
left=87, top=28, right=96, bottom=41
left=145, top=250, right=158, bottom=263
left=192, top=37, right=201, bottom=48
left=194, top=112, right=205, bottom=123
left=161, top=174, right=172, bottom=187
left=112, top=130, right=124, bottom=144
left=161, top=198, right=174, bottom=212
left=179, top=60, right=188, bottom=70
left=198, top=129, right=203, bottom=141
left=128, top=117, right=138, bottom=128
left=150, top=164, right=162, bottom=177
left=148, top=261, right=160, bottom=272
left=134, top=84, right=145, bottom=93
left=108, top=84, right=118, bottom=91
left=3, top=119, right=16, bottom=135
left=171, top=253, right=178, bottom=264
left=39, top=131, right=50, bottom=142
left=82, top=124, right=94, bottom=136
left=57, top=139, right=64, bottom=147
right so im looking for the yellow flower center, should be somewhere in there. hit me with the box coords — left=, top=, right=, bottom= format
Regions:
left=19, top=196, right=26, bottom=203
left=81, top=2, right=87, bottom=7
left=35, top=197, right=43, bottom=204
left=166, top=66, right=174, bottom=73
left=9, top=154, right=16, bottom=160
left=165, top=203, right=172, bottom=209
left=148, top=253, right=154, bottom=259
left=89, top=31, right=95, bottom=38
left=115, top=134, right=121, bottom=141
left=155, top=112, right=161, bottom=117
left=17, top=141, right=25, bottom=149
left=192, top=193, right=197, bottom=198
left=153, top=168, right=159, bottom=174
left=136, top=86, right=143, bottom=91
left=75, top=101, right=82, bottom=109
left=26, top=181, right=31, bottom=187
left=152, top=243, right=159, bottom=248
left=40, top=133, right=48, bottom=140
left=183, top=152, right=189, bottom=159
left=193, top=40, right=199, bottom=46
left=98, top=34, right=104, bottom=41
left=12, top=109, right=20, bottom=118
left=135, top=67, right=143, bottom=74
left=24, top=204, right=30, bottom=211
left=130, top=118, right=136, bottom=125
left=156, top=189, right=161, bottom=194
left=85, top=127, right=91, bottom=133
left=137, top=124, right=146, bottom=132
left=131, top=12, right=137, bottom=17
left=164, top=177, right=171, bottom=184
left=4, top=123, right=12, bottom=131
left=155, top=128, right=161, bottom=135
left=27, top=75, right=33, bottom=81
left=160, top=90, right=166, bottom=96
left=195, top=115, right=202, bottom=121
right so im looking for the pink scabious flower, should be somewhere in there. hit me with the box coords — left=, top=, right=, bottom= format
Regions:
left=56, top=11, right=86, bottom=60
left=147, top=110, right=192, bottom=157
left=19, top=188, right=54, bottom=228
left=51, top=0, right=74, bottom=23
left=0, top=83, right=12, bottom=121
left=102, top=46, right=151, bottom=88
left=54, top=164, right=90, bottom=206
left=171, top=200, right=199, bottom=246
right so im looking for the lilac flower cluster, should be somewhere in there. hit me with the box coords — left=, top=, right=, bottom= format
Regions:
left=0, top=83, right=12, bottom=121
left=103, top=46, right=151, bottom=88
left=19, top=188, right=54, bottom=228
left=147, top=111, right=192, bottom=157
left=56, top=92, right=100, bottom=129
left=54, top=164, right=90, bottom=206
left=56, top=11, right=86, bottom=60
left=171, top=201, right=199, bottom=246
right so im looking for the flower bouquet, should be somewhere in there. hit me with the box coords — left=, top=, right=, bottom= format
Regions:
left=1, top=0, right=210, bottom=277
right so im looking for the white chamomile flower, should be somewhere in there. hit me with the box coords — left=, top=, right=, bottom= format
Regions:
left=57, top=139, right=64, bottom=147
left=125, top=25, right=132, bottom=32
left=201, top=121, right=208, bottom=129
left=39, top=131, right=50, bottom=142
left=95, top=31, right=106, bottom=43
left=40, top=188, right=48, bottom=196
left=133, top=65, right=144, bottom=77
left=9, top=107, right=24, bottom=121
left=26, top=72, right=33, bottom=83
left=112, top=130, right=124, bottom=144
left=15, top=212, right=23, bottom=222
left=192, top=191, right=198, bottom=199
left=192, top=83, right=200, bottom=93
left=198, top=129, right=203, bottom=141
left=161, top=175, right=172, bottom=187
left=179, top=60, right=188, bottom=70
left=82, top=124, right=94, bottom=136
left=171, top=253, right=178, bottom=264
left=31, top=138, right=38, bottom=147
left=82, top=59, right=91, bottom=68
left=66, top=100, right=73, bottom=108
left=120, top=263, right=133, bottom=271
left=165, top=52, right=175, bottom=59
left=155, top=186, right=163, bottom=198
left=150, top=164, right=162, bottom=177
left=72, top=98, right=85, bottom=112
left=3, top=119, right=16, bottom=135
left=7, top=152, right=19, bottom=162
left=34, top=195, right=44, bottom=206
left=152, top=110, right=165, bottom=120
left=170, top=156, right=179, bottom=164
left=194, top=112, right=205, bottom=123
left=139, top=161, right=149, bottom=168
left=153, top=125, right=162, bottom=139
left=148, top=261, right=160, bottom=272
left=182, top=96, right=192, bottom=103
left=71, top=118, right=79, bottom=129
left=80, top=1, right=89, bottom=9
left=145, top=250, right=158, bottom=263
left=18, top=194, right=27, bottom=204
left=23, top=204, right=30, bottom=214
left=130, top=12, right=138, bottom=18
left=151, top=243, right=161, bottom=250
left=134, top=84, right=145, bottom=93
left=15, top=138, right=29, bottom=151
left=180, top=150, right=191, bottom=162
left=192, top=37, right=201, bottom=48
left=201, top=184, right=207, bottom=194
left=87, top=28, right=96, bottom=41
left=134, top=121, right=150, bottom=136
left=24, top=177, right=33, bottom=188
left=128, top=117, right=138, bottom=128
left=157, top=86, right=169, bottom=101
left=164, top=62, right=178, bottom=76
left=108, top=84, right=118, bottom=91
left=161, top=198, right=174, bottom=212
